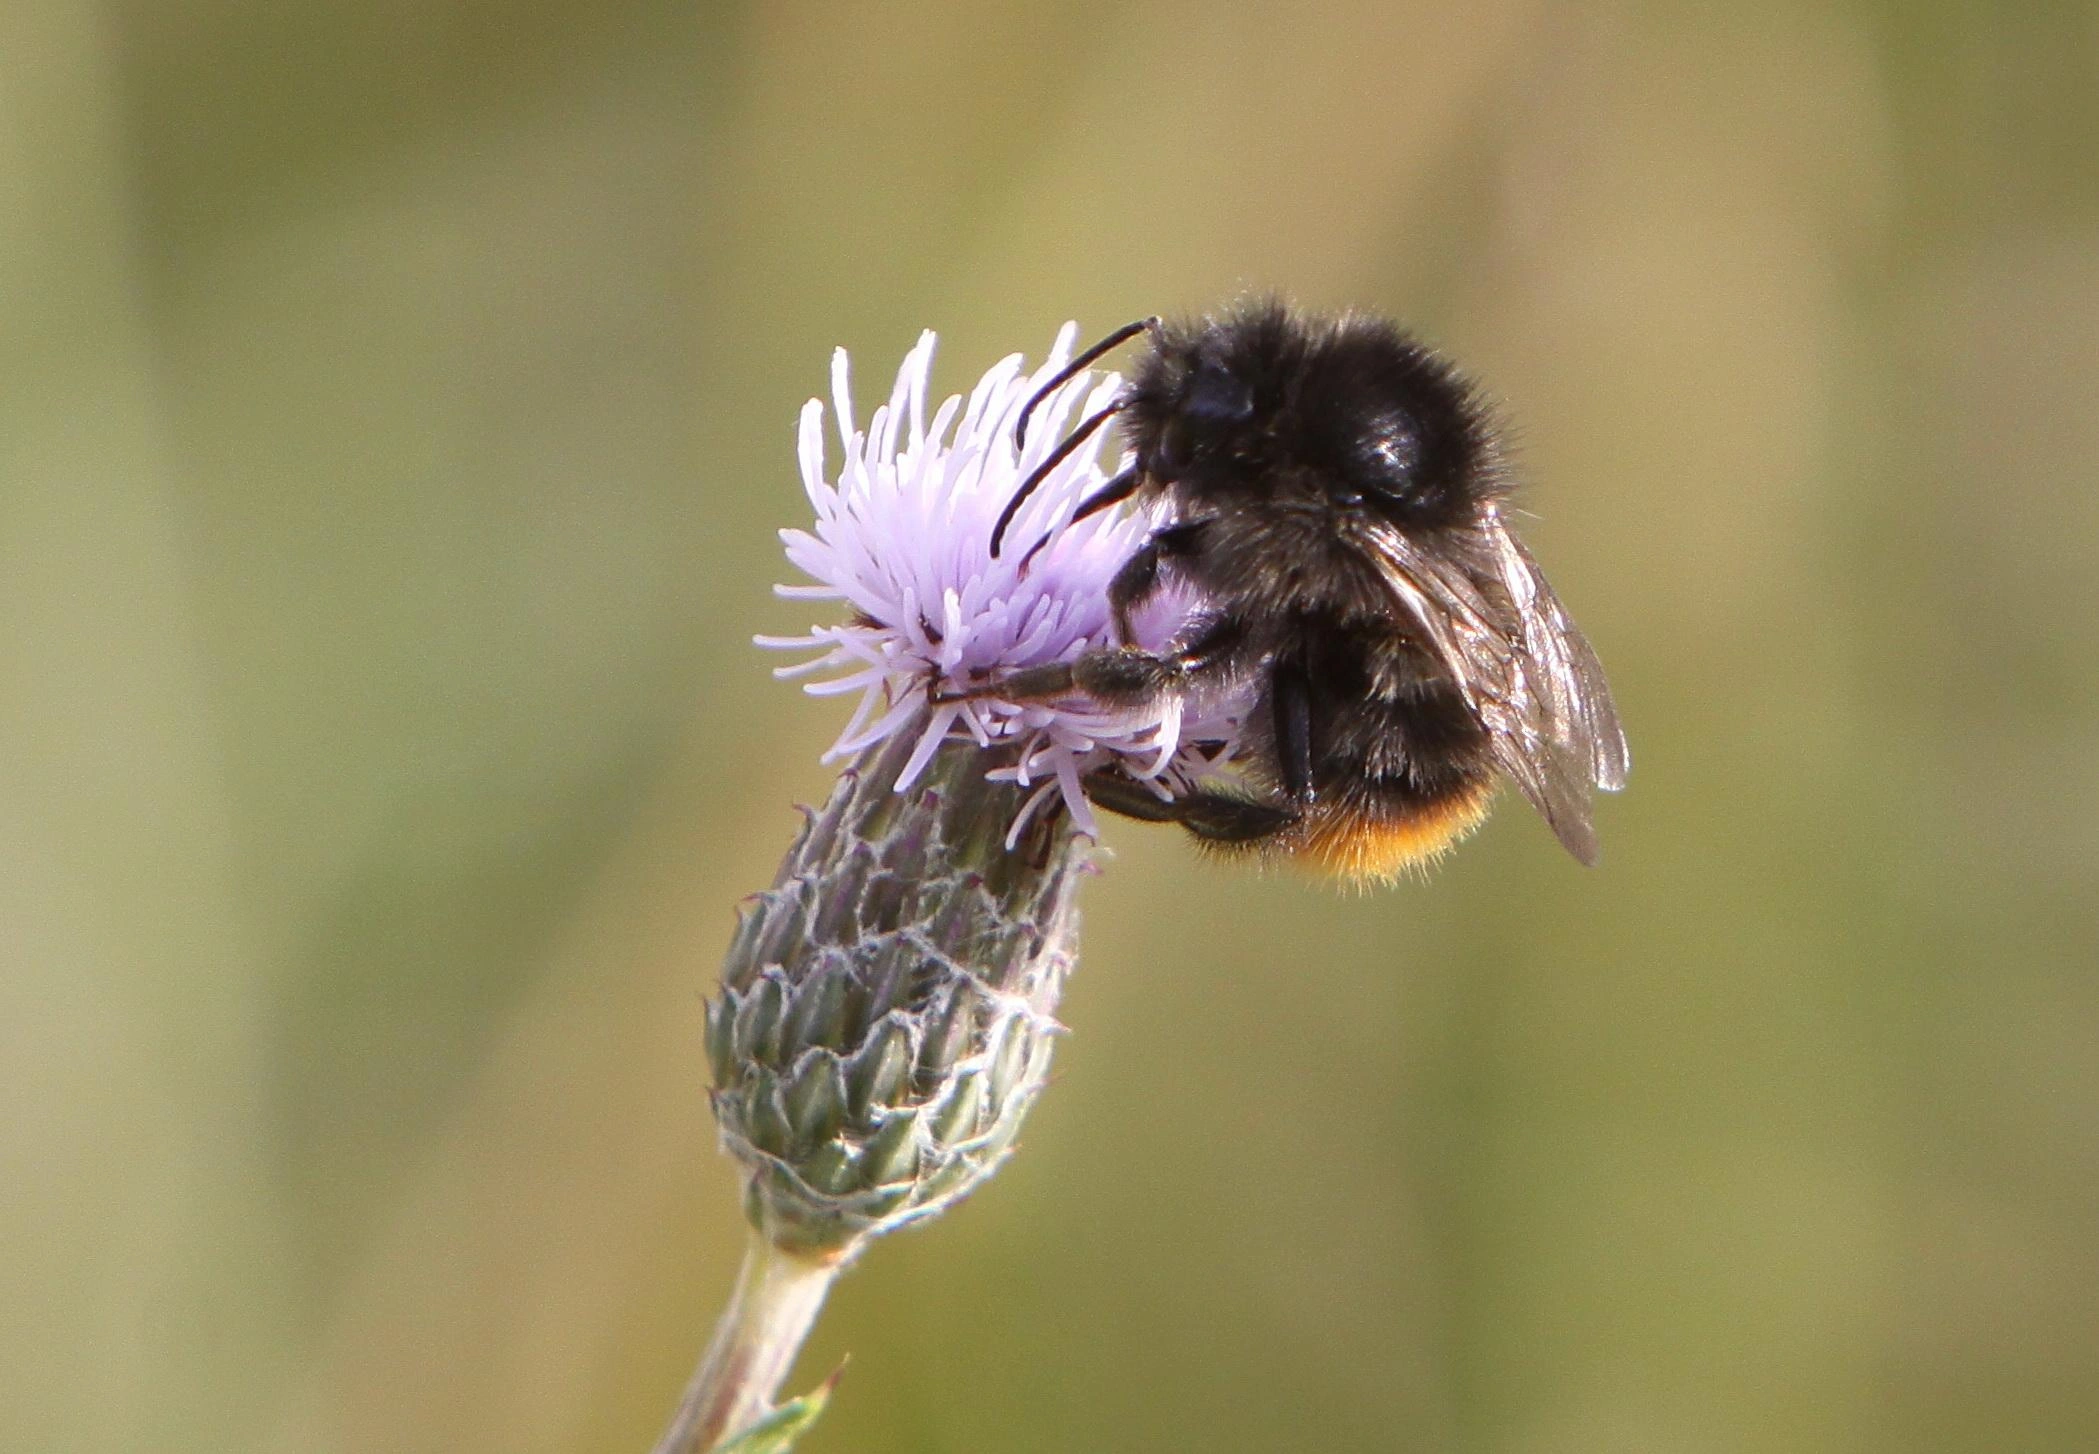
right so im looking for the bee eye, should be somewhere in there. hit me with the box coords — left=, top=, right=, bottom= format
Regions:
left=1183, top=362, right=1254, bottom=424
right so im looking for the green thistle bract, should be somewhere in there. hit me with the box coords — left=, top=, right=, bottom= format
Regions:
left=706, top=728, right=1087, bottom=1262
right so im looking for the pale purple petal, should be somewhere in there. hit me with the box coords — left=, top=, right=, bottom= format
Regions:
left=758, top=324, right=1249, bottom=836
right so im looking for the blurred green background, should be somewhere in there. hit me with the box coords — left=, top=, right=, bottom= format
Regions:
left=5, top=2, right=2096, bottom=1451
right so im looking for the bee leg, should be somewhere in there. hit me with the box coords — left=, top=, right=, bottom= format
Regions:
left=1107, top=518, right=1210, bottom=643
left=1076, top=770, right=1184, bottom=823
left=941, top=658, right=1076, bottom=703
left=1072, top=611, right=1247, bottom=705
left=955, top=643, right=1184, bottom=707
left=1168, top=791, right=1302, bottom=845
left=945, top=613, right=1246, bottom=708
left=942, top=524, right=1222, bottom=706
left=1104, top=542, right=1163, bottom=645
left=930, top=647, right=1173, bottom=705
left=1271, top=659, right=1317, bottom=804
left=1082, top=771, right=1300, bottom=844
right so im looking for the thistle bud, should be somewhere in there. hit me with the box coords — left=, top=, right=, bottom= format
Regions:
left=706, top=727, right=1085, bottom=1262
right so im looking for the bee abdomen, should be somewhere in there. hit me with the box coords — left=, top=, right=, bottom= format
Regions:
left=1297, top=775, right=1495, bottom=882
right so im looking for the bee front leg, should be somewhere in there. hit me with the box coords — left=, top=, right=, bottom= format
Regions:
left=1107, top=517, right=1209, bottom=644
left=936, top=511, right=1227, bottom=708
left=947, top=644, right=1180, bottom=709
left=958, top=613, right=1246, bottom=709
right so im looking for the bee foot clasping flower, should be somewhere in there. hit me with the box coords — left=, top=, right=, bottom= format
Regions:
left=652, top=327, right=1246, bottom=1454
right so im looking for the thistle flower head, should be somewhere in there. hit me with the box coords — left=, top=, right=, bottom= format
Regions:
left=709, top=326, right=1254, bottom=1265
left=757, top=325, right=1243, bottom=838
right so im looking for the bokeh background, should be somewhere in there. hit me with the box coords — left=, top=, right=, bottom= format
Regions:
left=6, top=2, right=2097, bottom=1451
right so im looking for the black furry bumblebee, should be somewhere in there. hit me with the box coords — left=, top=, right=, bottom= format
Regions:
left=979, top=299, right=1628, bottom=879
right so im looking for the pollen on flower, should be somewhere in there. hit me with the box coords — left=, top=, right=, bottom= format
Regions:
left=756, top=325, right=1244, bottom=840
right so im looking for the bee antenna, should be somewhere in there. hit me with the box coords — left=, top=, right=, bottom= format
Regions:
left=1016, top=463, right=1143, bottom=574
left=990, top=402, right=1123, bottom=558
left=1012, top=316, right=1158, bottom=452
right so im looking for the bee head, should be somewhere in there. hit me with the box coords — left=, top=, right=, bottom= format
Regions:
left=1123, top=347, right=1254, bottom=483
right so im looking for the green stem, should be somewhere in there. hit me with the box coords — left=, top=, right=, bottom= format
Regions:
left=651, top=1235, right=837, bottom=1454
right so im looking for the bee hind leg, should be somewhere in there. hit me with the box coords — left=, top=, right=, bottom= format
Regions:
left=1082, top=771, right=1300, bottom=845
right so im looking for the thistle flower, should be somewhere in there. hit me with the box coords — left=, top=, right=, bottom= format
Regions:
left=658, top=328, right=1243, bottom=1453
left=756, top=325, right=1243, bottom=840
left=714, top=325, right=1244, bottom=1259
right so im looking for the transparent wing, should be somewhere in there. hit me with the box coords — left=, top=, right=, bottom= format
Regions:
left=1362, top=510, right=1628, bottom=864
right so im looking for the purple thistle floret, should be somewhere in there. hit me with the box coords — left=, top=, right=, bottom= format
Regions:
left=757, top=325, right=1244, bottom=841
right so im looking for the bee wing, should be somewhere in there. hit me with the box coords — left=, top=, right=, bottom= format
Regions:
left=1364, top=512, right=1628, bottom=864
left=1477, top=517, right=1628, bottom=862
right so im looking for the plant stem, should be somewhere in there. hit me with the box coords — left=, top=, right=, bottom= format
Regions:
left=651, top=1235, right=837, bottom=1454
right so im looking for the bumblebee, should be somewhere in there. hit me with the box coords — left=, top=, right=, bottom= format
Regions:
left=983, top=299, right=1627, bottom=878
